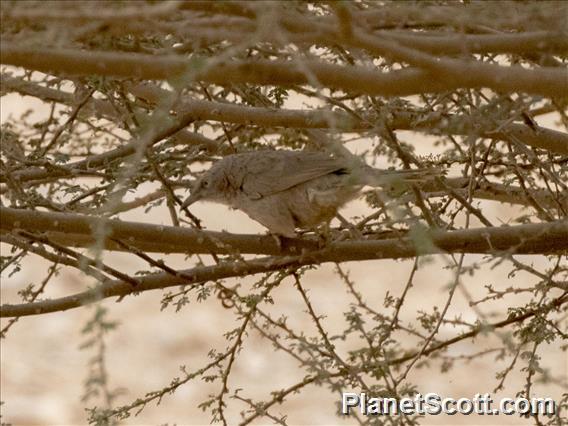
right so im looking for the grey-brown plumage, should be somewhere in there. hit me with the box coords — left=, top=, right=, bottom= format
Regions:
left=182, top=150, right=437, bottom=237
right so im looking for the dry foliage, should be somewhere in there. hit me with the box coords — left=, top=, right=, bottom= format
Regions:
left=0, top=1, right=567, bottom=425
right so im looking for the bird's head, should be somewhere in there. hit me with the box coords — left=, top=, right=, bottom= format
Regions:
left=181, top=162, right=231, bottom=208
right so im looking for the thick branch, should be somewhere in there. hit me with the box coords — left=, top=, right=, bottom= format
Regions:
left=1, top=218, right=566, bottom=317
left=350, top=2, right=567, bottom=32
left=131, top=83, right=568, bottom=154
left=180, top=1, right=566, bottom=32
left=281, top=14, right=568, bottom=98
left=5, top=76, right=567, bottom=155
left=0, top=206, right=317, bottom=255
left=5, top=4, right=567, bottom=56
left=2, top=45, right=566, bottom=98
left=373, top=30, right=568, bottom=55
left=1, top=207, right=566, bottom=257
left=1, top=1, right=181, bottom=23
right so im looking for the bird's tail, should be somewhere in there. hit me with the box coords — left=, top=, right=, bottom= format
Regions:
left=361, top=166, right=444, bottom=187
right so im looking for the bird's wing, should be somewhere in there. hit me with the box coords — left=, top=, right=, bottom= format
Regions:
left=240, top=151, right=346, bottom=198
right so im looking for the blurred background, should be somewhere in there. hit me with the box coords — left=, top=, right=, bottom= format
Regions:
left=1, top=87, right=565, bottom=425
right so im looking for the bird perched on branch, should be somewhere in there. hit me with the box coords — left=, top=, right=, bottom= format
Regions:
left=182, top=150, right=439, bottom=238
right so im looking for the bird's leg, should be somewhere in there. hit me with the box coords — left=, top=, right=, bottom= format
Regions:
left=268, top=232, right=285, bottom=252
left=311, top=222, right=331, bottom=248
left=336, top=213, right=364, bottom=240
left=323, top=221, right=333, bottom=246
left=268, top=232, right=299, bottom=253
left=314, top=220, right=349, bottom=247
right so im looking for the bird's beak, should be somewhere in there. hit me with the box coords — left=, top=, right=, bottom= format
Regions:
left=181, top=192, right=200, bottom=209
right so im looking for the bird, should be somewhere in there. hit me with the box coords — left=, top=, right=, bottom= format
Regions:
left=181, top=150, right=438, bottom=238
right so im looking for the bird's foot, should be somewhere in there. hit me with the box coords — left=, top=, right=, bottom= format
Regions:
left=336, top=214, right=364, bottom=240
left=269, top=232, right=298, bottom=252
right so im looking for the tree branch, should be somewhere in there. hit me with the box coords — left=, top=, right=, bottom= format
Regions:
left=2, top=45, right=566, bottom=98
left=6, top=3, right=567, bottom=56
left=1, top=0, right=181, bottom=23
left=0, top=102, right=207, bottom=183
left=1, top=206, right=567, bottom=256
left=131, top=82, right=568, bottom=154
left=371, top=30, right=568, bottom=55
left=5, top=76, right=566, bottom=155
left=350, top=2, right=567, bottom=32
left=281, top=13, right=568, bottom=98
left=389, top=293, right=568, bottom=365
left=1, top=218, right=566, bottom=317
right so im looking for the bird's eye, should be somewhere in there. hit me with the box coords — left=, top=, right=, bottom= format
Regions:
left=201, top=179, right=210, bottom=188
